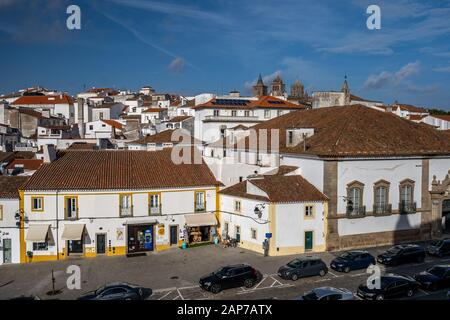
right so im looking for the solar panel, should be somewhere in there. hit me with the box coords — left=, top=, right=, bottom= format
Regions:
left=212, top=99, right=249, bottom=106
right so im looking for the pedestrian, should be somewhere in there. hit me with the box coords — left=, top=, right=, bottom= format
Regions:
left=262, top=238, right=269, bottom=257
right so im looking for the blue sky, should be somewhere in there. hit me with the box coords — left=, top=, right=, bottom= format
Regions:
left=1, top=0, right=450, bottom=109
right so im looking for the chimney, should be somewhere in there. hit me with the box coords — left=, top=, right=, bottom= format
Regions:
left=77, top=97, right=85, bottom=138
left=43, top=144, right=57, bottom=163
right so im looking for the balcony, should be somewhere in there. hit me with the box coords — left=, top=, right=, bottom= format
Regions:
left=346, top=205, right=366, bottom=218
left=203, top=115, right=260, bottom=123
left=195, top=202, right=206, bottom=212
left=399, top=201, right=417, bottom=214
left=120, top=205, right=133, bottom=217
left=373, top=203, right=392, bottom=215
left=149, top=204, right=161, bottom=215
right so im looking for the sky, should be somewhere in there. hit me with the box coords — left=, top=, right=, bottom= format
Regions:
left=0, top=0, right=450, bottom=109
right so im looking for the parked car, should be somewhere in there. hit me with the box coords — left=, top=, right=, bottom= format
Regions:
left=77, top=282, right=149, bottom=300
left=357, top=274, right=420, bottom=300
left=296, top=287, right=355, bottom=300
left=278, top=256, right=328, bottom=281
left=330, top=250, right=376, bottom=273
left=377, top=244, right=425, bottom=266
left=199, top=264, right=260, bottom=294
left=414, top=265, right=450, bottom=291
left=427, top=239, right=450, bottom=257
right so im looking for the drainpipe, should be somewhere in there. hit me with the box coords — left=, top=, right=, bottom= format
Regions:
left=56, top=189, right=60, bottom=260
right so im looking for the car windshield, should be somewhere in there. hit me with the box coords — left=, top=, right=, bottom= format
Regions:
left=213, top=267, right=230, bottom=277
left=386, top=247, right=402, bottom=255
left=339, top=252, right=354, bottom=260
left=302, top=291, right=319, bottom=300
left=287, top=259, right=302, bottom=268
left=427, top=266, right=447, bottom=278
left=95, top=285, right=107, bottom=295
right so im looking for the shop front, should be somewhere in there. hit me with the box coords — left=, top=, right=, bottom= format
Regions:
left=61, top=224, right=86, bottom=256
left=184, top=213, right=217, bottom=245
left=127, top=223, right=155, bottom=254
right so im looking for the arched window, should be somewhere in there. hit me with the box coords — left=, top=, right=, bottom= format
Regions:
left=373, top=180, right=391, bottom=214
left=346, top=181, right=365, bottom=217
left=399, top=179, right=415, bottom=214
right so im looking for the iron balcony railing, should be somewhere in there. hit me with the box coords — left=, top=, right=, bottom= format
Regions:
left=120, top=205, right=133, bottom=217
left=373, top=203, right=392, bottom=215
left=149, top=204, right=162, bottom=215
left=195, top=202, right=206, bottom=212
left=346, top=205, right=366, bottom=218
left=399, top=201, right=417, bottom=214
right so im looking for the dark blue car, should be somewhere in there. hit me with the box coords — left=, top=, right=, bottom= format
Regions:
left=330, top=250, right=376, bottom=273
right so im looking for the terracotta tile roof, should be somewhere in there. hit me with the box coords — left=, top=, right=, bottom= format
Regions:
left=142, top=108, right=165, bottom=113
left=432, top=114, right=450, bottom=121
left=263, top=165, right=298, bottom=176
left=0, top=152, right=15, bottom=163
left=220, top=174, right=328, bottom=203
left=235, top=104, right=450, bottom=158
left=6, top=159, right=43, bottom=170
left=394, top=103, right=428, bottom=113
left=350, top=94, right=381, bottom=103
left=0, top=176, right=29, bottom=198
left=11, top=95, right=74, bottom=105
left=132, top=130, right=202, bottom=145
left=193, top=96, right=305, bottom=110
left=39, top=124, right=71, bottom=130
left=101, top=119, right=123, bottom=130
left=66, top=143, right=97, bottom=150
left=167, top=116, right=192, bottom=122
left=408, top=114, right=427, bottom=121
left=22, top=149, right=219, bottom=191
left=18, top=108, right=43, bottom=118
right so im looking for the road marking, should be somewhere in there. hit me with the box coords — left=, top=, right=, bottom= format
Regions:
left=173, top=295, right=180, bottom=300
left=269, top=276, right=283, bottom=285
left=418, top=288, right=430, bottom=296
left=177, top=288, right=184, bottom=300
left=315, top=278, right=331, bottom=283
left=158, top=290, right=173, bottom=300
left=328, top=271, right=339, bottom=278
left=153, top=287, right=177, bottom=293
left=235, top=283, right=294, bottom=295
left=350, top=273, right=367, bottom=278
left=178, top=285, right=200, bottom=290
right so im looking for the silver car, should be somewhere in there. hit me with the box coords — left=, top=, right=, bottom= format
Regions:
left=296, top=287, right=355, bottom=300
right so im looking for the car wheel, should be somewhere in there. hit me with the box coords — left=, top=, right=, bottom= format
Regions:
left=210, top=284, right=221, bottom=294
left=319, top=269, right=327, bottom=277
left=244, top=279, right=254, bottom=288
left=291, top=274, right=299, bottom=281
left=344, top=266, right=351, bottom=273
left=375, top=294, right=384, bottom=301
left=406, top=289, right=415, bottom=297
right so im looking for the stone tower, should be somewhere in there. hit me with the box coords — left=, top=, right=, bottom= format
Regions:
left=290, top=79, right=304, bottom=98
left=252, top=74, right=268, bottom=97
left=270, top=75, right=285, bottom=96
left=342, top=75, right=350, bottom=105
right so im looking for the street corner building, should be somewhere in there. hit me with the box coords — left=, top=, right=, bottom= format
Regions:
left=17, top=148, right=221, bottom=263
left=0, top=176, right=29, bottom=264
left=206, top=105, right=450, bottom=254
left=219, top=166, right=329, bottom=256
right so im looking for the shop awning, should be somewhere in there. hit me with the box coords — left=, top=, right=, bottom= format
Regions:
left=185, top=213, right=217, bottom=227
left=123, top=219, right=158, bottom=226
left=61, top=224, right=85, bottom=241
left=25, top=224, right=51, bottom=242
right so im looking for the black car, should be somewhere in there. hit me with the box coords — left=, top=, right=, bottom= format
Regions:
left=377, top=244, right=425, bottom=266
left=414, top=265, right=450, bottom=291
left=199, top=264, right=259, bottom=294
left=427, top=239, right=450, bottom=257
left=77, top=282, right=150, bottom=300
left=330, top=250, right=376, bottom=273
left=357, top=274, right=420, bottom=300
left=278, top=257, right=328, bottom=281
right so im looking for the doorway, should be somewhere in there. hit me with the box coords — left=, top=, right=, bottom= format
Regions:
left=170, top=225, right=178, bottom=246
left=96, top=234, right=106, bottom=254
left=3, top=239, right=11, bottom=263
left=305, top=231, right=313, bottom=251
left=67, top=240, right=84, bottom=256
left=127, top=224, right=154, bottom=253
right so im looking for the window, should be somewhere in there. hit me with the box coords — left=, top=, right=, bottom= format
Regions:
left=244, top=111, right=250, bottom=117
left=65, top=197, right=78, bottom=219
left=213, top=109, right=219, bottom=116
left=231, top=110, right=237, bottom=117
left=288, top=130, right=294, bottom=145
left=305, top=205, right=314, bottom=218
left=195, top=191, right=206, bottom=212
left=89, top=125, right=93, bottom=130
left=31, top=197, right=44, bottom=212
left=264, top=110, right=270, bottom=118
left=223, top=222, right=229, bottom=237
left=149, top=193, right=161, bottom=215
left=346, top=181, right=365, bottom=216
left=99, top=112, right=104, bottom=119
left=277, top=110, right=283, bottom=117
left=0, top=205, right=2, bottom=220
left=373, top=180, right=391, bottom=214
left=239, top=176, right=243, bottom=182
left=399, top=179, right=415, bottom=213
left=33, top=242, right=48, bottom=251
left=235, top=225, right=241, bottom=242
left=235, top=200, right=241, bottom=212
left=119, top=194, right=133, bottom=217
left=251, top=228, right=257, bottom=240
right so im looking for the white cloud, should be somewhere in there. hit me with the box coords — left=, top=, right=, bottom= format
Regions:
left=363, top=61, right=420, bottom=90
left=168, top=57, right=186, bottom=73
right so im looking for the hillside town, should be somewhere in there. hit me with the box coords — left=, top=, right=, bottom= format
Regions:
left=1, top=75, right=450, bottom=301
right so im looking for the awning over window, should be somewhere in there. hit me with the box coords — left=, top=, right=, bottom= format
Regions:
left=25, top=224, right=51, bottom=242
left=185, top=213, right=217, bottom=227
left=61, top=224, right=85, bottom=241
left=123, top=219, right=158, bottom=226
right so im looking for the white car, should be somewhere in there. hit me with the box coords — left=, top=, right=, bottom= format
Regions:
left=296, top=287, right=355, bottom=300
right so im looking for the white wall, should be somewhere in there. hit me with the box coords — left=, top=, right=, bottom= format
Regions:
left=0, top=199, right=21, bottom=264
